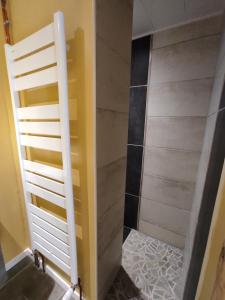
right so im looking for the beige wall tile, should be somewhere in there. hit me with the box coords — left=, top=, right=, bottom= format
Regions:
left=98, top=229, right=123, bottom=300
left=96, top=0, right=132, bottom=63
left=150, top=35, right=220, bottom=83
left=98, top=158, right=126, bottom=219
left=96, top=1, right=132, bottom=297
left=139, top=220, right=185, bottom=249
left=98, top=199, right=124, bottom=258
left=140, top=198, right=190, bottom=236
left=96, top=36, right=130, bottom=113
left=143, top=146, right=200, bottom=182
left=147, top=79, right=213, bottom=117
left=97, top=109, right=128, bottom=168
left=153, top=15, right=223, bottom=49
left=145, top=116, right=206, bottom=151
left=141, top=174, right=194, bottom=210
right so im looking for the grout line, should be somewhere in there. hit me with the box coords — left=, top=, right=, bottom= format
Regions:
left=208, top=106, right=225, bottom=117
left=127, top=144, right=143, bottom=147
left=141, top=195, right=191, bottom=213
left=125, top=192, right=139, bottom=198
left=147, top=115, right=207, bottom=118
left=132, top=11, right=223, bottom=40
left=149, top=76, right=214, bottom=85
left=218, top=106, right=225, bottom=113
left=130, top=84, right=148, bottom=88
left=142, top=172, right=195, bottom=185
left=140, top=219, right=186, bottom=238
left=151, top=32, right=221, bottom=51
left=145, top=144, right=201, bottom=153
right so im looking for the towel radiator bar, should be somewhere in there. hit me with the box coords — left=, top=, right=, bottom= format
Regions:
left=5, top=11, right=79, bottom=295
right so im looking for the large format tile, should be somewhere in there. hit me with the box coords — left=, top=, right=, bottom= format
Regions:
left=125, top=145, right=143, bottom=195
left=124, top=193, right=139, bottom=229
left=141, top=174, right=194, bottom=210
left=153, top=15, right=223, bottom=49
left=98, top=199, right=124, bottom=258
left=131, top=36, right=151, bottom=86
left=140, top=198, right=190, bottom=236
left=147, top=79, right=213, bottom=117
left=150, top=35, right=220, bottom=83
left=98, top=158, right=126, bottom=218
left=98, top=229, right=123, bottom=300
left=145, top=116, right=206, bottom=151
left=97, top=109, right=128, bottom=168
left=143, top=146, right=200, bottom=182
left=128, top=87, right=147, bottom=145
left=139, top=220, right=185, bottom=249
left=96, top=36, right=130, bottom=113
left=96, top=0, right=133, bottom=63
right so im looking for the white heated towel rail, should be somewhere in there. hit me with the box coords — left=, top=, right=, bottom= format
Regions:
left=5, top=11, right=78, bottom=289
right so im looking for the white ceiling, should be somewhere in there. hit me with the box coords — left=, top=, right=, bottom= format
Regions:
left=133, top=0, right=225, bottom=38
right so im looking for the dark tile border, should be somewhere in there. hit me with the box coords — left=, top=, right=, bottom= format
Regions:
left=124, top=193, right=140, bottom=229
left=128, top=86, right=147, bottom=145
left=130, top=36, right=151, bottom=86
left=125, top=145, right=143, bottom=196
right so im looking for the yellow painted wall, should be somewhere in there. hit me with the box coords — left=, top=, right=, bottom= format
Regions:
left=0, top=1, right=96, bottom=299
left=0, top=6, right=29, bottom=264
left=196, top=160, right=225, bottom=299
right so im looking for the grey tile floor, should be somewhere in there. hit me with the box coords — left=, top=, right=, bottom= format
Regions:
left=0, top=257, right=65, bottom=300
left=106, top=229, right=184, bottom=300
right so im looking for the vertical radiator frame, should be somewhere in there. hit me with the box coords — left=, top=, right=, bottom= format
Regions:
left=4, top=11, right=78, bottom=286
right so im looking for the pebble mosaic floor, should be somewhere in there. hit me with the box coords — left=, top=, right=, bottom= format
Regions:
left=106, top=229, right=184, bottom=300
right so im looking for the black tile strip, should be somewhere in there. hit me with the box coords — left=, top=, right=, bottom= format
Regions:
left=124, top=194, right=139, bottom=229
left=125, top=145, right=143, bottom=196
left=130, top=36, right=151, bottom=86
left=128, top=86, right=147, bottom=145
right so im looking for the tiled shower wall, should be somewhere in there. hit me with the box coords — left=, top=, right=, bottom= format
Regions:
left=124, top=36, right=151, bottom=237
left=139, top=15, right=223, bottom=249
left=96, top=1, right=133, bottom=299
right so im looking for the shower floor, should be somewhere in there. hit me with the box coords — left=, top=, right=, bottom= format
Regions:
left=106, top=229, right=184, bottom=300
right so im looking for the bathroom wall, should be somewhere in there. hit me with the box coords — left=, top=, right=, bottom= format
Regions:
left=183, top=14, right=225, bottom=300
left=1, top=1, right=97, bottom=299
left=124, top=36, right=151, bottom=238
left=0, top=8, right=29, bottom=264
left=95, top=1, right=133, bottom=299
left=139, top=15, right=223, bottom=248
